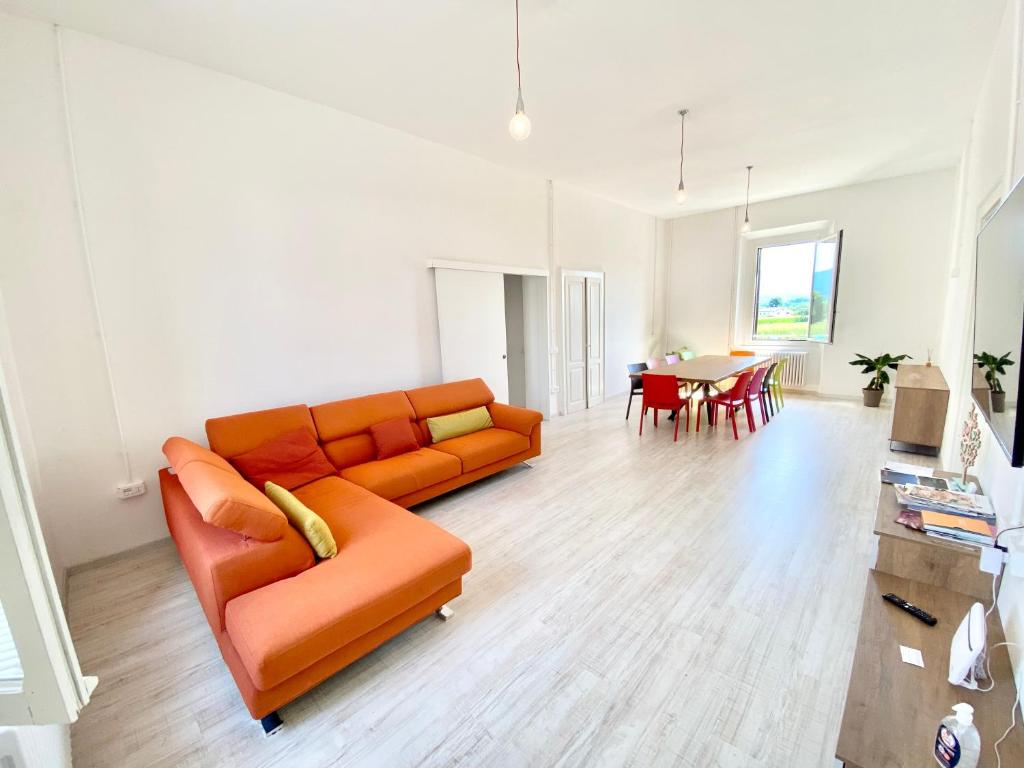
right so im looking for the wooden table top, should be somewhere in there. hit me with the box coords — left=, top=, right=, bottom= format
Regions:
left=631, top=355, right=770, bottom=385
left=836, top=570, right=1024, bottom=768
left=895, top=363, right=949, bottom=391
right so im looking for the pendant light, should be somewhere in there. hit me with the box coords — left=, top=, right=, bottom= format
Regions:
left=674, top=109, right=689, bottom=204
left=508, top=0, right=531, bottom=141
left=741, top=165, right=753, bottom=232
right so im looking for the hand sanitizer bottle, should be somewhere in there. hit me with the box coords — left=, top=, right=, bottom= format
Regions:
left=934, top=703, right=980, bottom=767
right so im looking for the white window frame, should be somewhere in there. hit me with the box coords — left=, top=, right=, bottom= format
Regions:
left=0, top=353, right=95, bottom=725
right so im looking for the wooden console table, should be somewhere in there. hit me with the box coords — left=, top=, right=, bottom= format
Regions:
left=835, top=476, right=1024, bottom=766
left=890, top=364, right=949, bottom=455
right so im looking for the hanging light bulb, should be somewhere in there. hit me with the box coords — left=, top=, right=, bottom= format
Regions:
left=675, top=109, right=689, bottom=204
left=509, top=0, right=531, bottom=141
left=509, top=91, right=531, bottom=141
left=740, top=165, right=753, bottom=232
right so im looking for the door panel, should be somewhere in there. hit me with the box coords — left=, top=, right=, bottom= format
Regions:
left=434, top=269, right=509, bottom=403
left=564, top=275, right=587, bottom=413
left=585, top=277, right=604, bottom=406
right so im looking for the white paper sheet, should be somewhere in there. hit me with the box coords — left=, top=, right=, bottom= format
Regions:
left=885, top=461, right=935, bottom=477
left=899, top=645, right=925, bottom=668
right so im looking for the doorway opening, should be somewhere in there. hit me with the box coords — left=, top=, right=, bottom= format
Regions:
left=432, top=264, right=550, bottom=418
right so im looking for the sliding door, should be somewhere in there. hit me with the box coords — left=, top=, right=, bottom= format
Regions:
left=434, top=268, right=510, bottom=402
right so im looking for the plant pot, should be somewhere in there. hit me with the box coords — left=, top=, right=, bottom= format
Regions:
left=992, top=391, right=1006, bottom=413
left=862, top=388, right=883, bottom=407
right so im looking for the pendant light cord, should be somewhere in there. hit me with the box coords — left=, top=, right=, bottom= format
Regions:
left=744, top=165, right=752, bottom=218
left=515, top=0, right=523, bottom=95
left=678, top=111, right=686, bottom=183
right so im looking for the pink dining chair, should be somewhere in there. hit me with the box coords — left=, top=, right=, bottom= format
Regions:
left=646, top=356, right=664, bottom=369
left=745, top=366, right=770, bottom=428
left=665, top=354, right=681, bottom=364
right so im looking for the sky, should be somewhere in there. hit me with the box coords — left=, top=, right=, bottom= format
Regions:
left=757, top=242, right=815, bottom=303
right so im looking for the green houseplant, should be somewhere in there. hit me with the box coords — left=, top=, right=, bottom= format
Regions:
left=973, top=351, right=1014, bottom=412
left=848, top=353, right=912, bottom=407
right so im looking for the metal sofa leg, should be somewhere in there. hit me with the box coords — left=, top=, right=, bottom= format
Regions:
left=436, top=604, right=454, bottom=621
left=261, top=711, right=284, bottom=737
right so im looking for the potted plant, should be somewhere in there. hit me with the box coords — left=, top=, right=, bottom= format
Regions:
left=973, top=351, right=1014, bottom=412
left=848, top=353, right=912, bottom=407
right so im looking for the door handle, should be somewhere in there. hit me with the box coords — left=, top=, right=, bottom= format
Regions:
left=502, top=354, right=507, bottom=359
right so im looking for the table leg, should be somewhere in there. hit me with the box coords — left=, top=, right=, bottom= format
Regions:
left=704, top=384, right=714, bottom=423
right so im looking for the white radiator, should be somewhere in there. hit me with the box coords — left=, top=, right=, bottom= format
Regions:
left=761, top=350, right=808, bottom=388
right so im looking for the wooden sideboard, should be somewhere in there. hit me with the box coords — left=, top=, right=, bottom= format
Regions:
left=890, top=364, right=949, bottom=454
left=835, top=476, right=1024, bottom=766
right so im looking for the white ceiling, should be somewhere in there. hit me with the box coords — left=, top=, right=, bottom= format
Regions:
left=2, top=0, right=1007, bottom=217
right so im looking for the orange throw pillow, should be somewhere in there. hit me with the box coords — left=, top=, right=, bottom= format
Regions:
left=370, top=418, right=419, bottom=460
left=230, top=428, right=336, bottom=490
left=175, top=460, right=288, bottom=541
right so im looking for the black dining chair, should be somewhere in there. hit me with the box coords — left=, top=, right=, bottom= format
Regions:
left=626, top=362, right=648, bottom=419
left=760, top=362, right=779, bottom=419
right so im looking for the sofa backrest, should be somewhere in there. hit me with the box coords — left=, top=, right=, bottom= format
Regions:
left=405, top=379, right=495, bottom=443
left=311, top=391, right=417, bottom=469
left=206, top=404, right=316, bottom=459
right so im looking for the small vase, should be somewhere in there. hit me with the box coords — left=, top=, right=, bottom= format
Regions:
left=863, top=388, right=883, bottom=407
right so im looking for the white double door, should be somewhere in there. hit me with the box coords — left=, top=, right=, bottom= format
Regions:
left=563, top=272, right=604, bottom=413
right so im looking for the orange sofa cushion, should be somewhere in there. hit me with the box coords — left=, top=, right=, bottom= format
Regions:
left=405, top=378, right=495, bottom=420
left=311, top=391, right=415, bottom=442
left=229, top=428, right=336, bottom=490
left=224, top=483, right=471, bottom=690
left=173, top=458, right=288, bottom=541
left=163, top=436, right=235, bottom=473
left=206, top=404, right=315, bottom=459
left=339, top=448, right=461, bottom=500
left=370, top=418, right=420, bottom=460
left=430, top=427, right=530, bottom=472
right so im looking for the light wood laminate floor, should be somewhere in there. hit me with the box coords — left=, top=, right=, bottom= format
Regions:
left=68, top=395, right=902, bottom=767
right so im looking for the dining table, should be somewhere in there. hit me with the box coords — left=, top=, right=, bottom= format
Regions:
left=629, top=354, right=770, bottom=421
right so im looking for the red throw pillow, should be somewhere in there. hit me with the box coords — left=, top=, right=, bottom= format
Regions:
left=370, top=418, right=419, bottom=460
left=230, top=428, right=336, bottom=490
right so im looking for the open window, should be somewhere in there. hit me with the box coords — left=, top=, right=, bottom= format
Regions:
left=752, top=230, right=843, bottom=343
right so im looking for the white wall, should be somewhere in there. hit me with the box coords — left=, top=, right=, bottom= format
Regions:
left=551, top=183, right=664, bottom=405
left=666, top=170, right=956, bottom=398
left=0, top=15, right=660, bottom=569
left=936, top=0, right=1024, bottom=697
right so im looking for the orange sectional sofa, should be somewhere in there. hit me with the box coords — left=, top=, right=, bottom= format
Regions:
left=160, top=379, right=541, bottom=732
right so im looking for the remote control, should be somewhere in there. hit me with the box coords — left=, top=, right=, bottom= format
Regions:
left=882, top=593, right=937, bottom=626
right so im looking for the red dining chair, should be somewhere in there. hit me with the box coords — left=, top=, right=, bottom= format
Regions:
left=698, top=370, right=754, bottom=440
left=639, top=373, right=690, bottom=441
left=746, top=366, right=769, bottom=427
left=646, top=356, right=664, bottom=369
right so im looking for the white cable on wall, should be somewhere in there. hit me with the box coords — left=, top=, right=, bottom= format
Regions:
left=54, top=25, right=134, bottom=482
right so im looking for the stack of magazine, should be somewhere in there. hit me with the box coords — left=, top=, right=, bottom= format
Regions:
left=892, top=483, right=996, bottom=547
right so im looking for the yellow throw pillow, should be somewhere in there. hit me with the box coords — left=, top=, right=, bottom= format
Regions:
left=264, top=481, right=337, bottom=559
left=426, top=406, right=494, bottom=443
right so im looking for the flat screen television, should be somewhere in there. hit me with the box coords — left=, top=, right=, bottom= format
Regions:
left=973, top=180, right=1024, bottom=466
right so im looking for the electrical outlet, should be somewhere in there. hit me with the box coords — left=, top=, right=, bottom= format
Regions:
left=115, top=480, right=147, bottom=499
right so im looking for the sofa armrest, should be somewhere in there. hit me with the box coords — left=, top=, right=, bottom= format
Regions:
left=487, top=402, right=543, bottom=436
left=160, top=469, right=314, bottom=634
